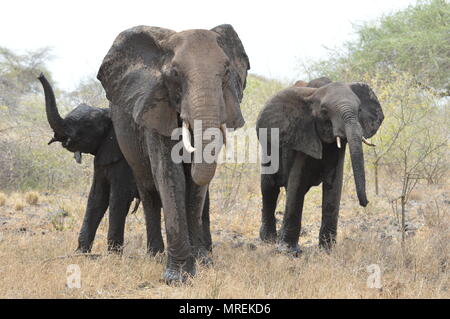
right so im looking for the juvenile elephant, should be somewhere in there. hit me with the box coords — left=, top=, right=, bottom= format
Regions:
left=39, top=74, right=148, bottom=253
left=256, top=78, right=383, bottom=254
left=293, top=77, right=331, bottom=88
left=97, top=24, right=249, bottom=283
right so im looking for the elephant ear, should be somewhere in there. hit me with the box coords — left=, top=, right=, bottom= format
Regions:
left=256, top=87, right=323, bottom=159
left=350, top=82, right=384, bottom=138
left=97, top=26, right=177, bottom=137
left=94, top=127, right=124, bottom=166
left=211, top=24, right=250, bottom=129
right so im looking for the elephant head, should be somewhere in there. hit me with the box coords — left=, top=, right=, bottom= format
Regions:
left=38, top=73, right=112, bottom=163
left=293, top=80, right=308, bottom=88
left=307, top=77, right=332, bottom=88
left=257, top=81, right=383, bottom=206
left=97, top=24, right=250, bottom=186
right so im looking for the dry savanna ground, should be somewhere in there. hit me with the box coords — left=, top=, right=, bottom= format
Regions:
left=0, top=173, right=449, bottom=299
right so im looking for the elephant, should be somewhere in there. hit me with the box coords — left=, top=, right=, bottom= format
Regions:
left=293, top=77, right=331, bottom=88
left=97, top=24, right=250, bottom=283
left=38, top=73, right=146, bottom=254
left=256, top=77, right=383, bottom=254
left=293, top=80, right=308, bottom=88
left=306, top=77, right=333, bottom=88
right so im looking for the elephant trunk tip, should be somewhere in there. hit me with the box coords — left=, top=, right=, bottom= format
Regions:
left=359, top=198, right=369, bottom=207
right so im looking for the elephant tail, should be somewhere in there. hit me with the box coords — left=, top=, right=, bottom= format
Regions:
left=130, top=198, right=141, bottom=214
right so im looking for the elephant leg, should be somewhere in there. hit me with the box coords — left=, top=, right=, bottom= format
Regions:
left=184, top=165, right=210, bottom=264
left=202, top=189, right=212, bottom=252
left=143, top=190, right=164, bottom=255
left=278, top=152, right=307, bottom=256
left=108, top=107, right=164, bottom=255
left=319, top=143, right=346, bottom=250
left=260, top=173, right=279, bottom=243
left=76, top=172, right=110, bottom=253
left=107, top=180, right=134, bottom=253
left=146, top=132, right=194, bottom=284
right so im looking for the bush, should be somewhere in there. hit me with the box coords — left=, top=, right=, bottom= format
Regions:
left=0, top=103, right=92, bottom=192
left=0, top=192, right=6, bottom=206
left=24, top=191, right=39, bottom=205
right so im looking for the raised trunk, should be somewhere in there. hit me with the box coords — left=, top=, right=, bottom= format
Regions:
left=38, top=73, right=65, bottom=135
left=345, top=123, right=368, bottom=207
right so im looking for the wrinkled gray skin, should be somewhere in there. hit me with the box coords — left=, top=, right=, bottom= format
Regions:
left=257, top=77, right=383, bottom=254
left=97, top=25, right=249, bottom=284
left=38, top=73, right=141, bottom=253
left=39, top=74, right=213, bottom=255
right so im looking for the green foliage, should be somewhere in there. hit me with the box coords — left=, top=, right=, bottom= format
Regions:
left=304, top=0, right=450, bottom=92
left=0, top=46, right=54, bottom=109
left=65, top=74, right=109, bottom=109
left=362, top=71, right=449, bottom=185
left=0, top=100, right=93, bottom=192
left=240, top=74, right=285, bottom=126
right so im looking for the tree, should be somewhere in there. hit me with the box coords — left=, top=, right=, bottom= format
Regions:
left=0, top=46, right=54, bottom=108
left=360, top=71, right=449, bottom=194
left=302, top=0, right=450, bottom=94
left=66, top=74, right=109, bottom=109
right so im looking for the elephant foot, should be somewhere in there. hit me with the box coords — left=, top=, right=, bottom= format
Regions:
left=107, top=241, right=124, bottom=254
left=259, top=223, right=277, bottom=243
left=276, top=242, right=302, bottom=257
left=319, top=239, right=336, bottom=253
left=164, top=255, right=196, bottom=286
left=194, top=247, right=213, bottom=267
left=147, top=243, right=165, bottom=256
left=75, top=244, right=92, bottom=254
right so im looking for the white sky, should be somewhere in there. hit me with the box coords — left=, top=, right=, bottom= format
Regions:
left=1, top=0, right=416, bottom=91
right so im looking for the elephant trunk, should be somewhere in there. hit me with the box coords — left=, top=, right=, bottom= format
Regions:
left=191, top=117, right=223, bottom=186
left=38, top=73, right=65, bottom=136
left=343, top=115, right=369, bottom=207
left=188, top=85, right=224, bottom=186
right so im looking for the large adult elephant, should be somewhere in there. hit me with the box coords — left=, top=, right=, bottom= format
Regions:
left=256, top=78, right=383, bottom=254
left=39, top=73, right=213, bottom=255
left=97, top=24, right=249, bottom=283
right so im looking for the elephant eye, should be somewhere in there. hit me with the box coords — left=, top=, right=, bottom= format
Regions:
left=174, top=89, right=182, bottom=104
left=223, top=67, right=232, bottom=86
left=171, top=68, right=180, bottom=78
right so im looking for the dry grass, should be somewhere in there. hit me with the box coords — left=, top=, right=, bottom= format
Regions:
left=0, top=175, right=448, bottom=299
left=14, top=201, right=25, bottom=211
left=0, top=192, right=6, bottom=206
left=24, top=191, right=39, bottom=205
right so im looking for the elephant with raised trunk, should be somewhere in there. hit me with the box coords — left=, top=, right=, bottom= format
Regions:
left=97, top=24, right=249, bottom=283
left=38, top=73, right=142, bottom=253
left=256, top=78, right=383, bottom=254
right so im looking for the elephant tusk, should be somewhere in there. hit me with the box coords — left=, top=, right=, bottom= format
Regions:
left=336, top=136, right=341, bottom=149
left=74, top=151, right=82, bottom=164
left=362, top=137, right=376, bottom=147
left=182, top=121, right=196, bottom=153
left=220, top=123, right=227, bottom=146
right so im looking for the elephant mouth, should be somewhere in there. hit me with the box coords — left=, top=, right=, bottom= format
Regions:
left=182, top=120, right=227, bottom=154
left=181, top=120, right=226, bottom=186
